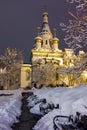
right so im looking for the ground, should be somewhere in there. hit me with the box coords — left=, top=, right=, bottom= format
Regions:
left=12, top=92, right=41, bottom=130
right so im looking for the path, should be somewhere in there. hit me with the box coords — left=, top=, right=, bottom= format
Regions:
left=12, top=92, right=41, bottom=130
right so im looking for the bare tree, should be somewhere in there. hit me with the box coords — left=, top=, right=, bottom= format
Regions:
left=0, top=47, right=23, bottom=89
left=59, top=0, right=87, bottom=82
left=32, top=62, right=57, bottom=88
left=60, top=0, right=87, bottom=50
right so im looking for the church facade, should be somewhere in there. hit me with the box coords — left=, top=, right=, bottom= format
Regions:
left=21, top=12, right=87, bottom=89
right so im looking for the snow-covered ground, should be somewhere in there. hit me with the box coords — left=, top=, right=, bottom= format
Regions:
left=27, top=84, right=87, bottom=130
left=0, top=89, right=22, bottom=130
left=0, top=85, right=87, bottom=130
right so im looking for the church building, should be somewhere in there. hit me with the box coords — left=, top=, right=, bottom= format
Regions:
left=20, top=11, right=87, bottom=89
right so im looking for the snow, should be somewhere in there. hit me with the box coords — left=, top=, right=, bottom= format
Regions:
left=27, top=85, right=87, bottom=130
left=0, top=85, right=87, bottom=130
left=0, top=89, right=22, bottom=130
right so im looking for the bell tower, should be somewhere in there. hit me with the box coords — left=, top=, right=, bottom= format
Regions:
left=39, top=12, right=53, bottom=50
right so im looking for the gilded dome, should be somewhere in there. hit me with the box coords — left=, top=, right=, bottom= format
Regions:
left=34, top=36, right=42, bottom=43
left=42, top=12, right=48, bottom=17
left=53, top=37, right=59, bottom=44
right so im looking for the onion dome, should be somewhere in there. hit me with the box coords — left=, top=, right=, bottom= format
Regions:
left=42, top=12, right=48, bottom=18
left=42, top=12, right=49, bottom=23
left=34, top=36, right=42, bottom=43
left=53, top=37, right=59, bottom=44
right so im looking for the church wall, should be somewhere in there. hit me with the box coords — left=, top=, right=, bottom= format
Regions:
left=21, top=64, right=31, bottom=89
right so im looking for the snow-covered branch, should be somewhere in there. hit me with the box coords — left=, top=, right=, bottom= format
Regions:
left=60, top=0, right=87, bottom=50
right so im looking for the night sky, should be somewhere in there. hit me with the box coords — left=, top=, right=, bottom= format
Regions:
left=0, top=0, right=74, bottom=63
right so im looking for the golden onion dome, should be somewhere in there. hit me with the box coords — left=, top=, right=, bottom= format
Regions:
left=42, top=12, right=48, bottom=17
left=53, top=37, right=59, bottom=44
left=34, top=36, right=42, bottom=43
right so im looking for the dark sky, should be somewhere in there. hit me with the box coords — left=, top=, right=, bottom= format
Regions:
left=0, top=0, right=73, bottom=63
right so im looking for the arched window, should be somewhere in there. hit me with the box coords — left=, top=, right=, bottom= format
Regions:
left=46, top=40, right=48, bottom=45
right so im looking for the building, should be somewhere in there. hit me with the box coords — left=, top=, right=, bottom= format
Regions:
left=1, top=11, right=86, bottom=89
left=22, top=11, right=86, bottom=88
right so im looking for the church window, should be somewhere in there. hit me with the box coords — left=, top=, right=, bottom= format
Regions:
left=41, top=41, right=43, bottom=47
left=46, top=40, right=48, bottom=44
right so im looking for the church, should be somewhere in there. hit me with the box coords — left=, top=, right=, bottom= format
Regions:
left=21, top=11, right=87, bottom=89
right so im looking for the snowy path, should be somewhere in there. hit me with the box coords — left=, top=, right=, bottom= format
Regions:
left=12, top=92, right=41, bottom=130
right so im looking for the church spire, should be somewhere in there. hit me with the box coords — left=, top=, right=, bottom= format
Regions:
left=41, top=11, right=52, bottom=35
left=53, top=28, right=57, bottom=38
left=42, top=2, right=48, bottom=23
left=52, top=28, right=59, bottom=50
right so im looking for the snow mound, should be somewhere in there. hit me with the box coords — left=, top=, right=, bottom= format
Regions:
left=28, top=85, right=87, bottom=130
left=0, top=89, right=22, bottom=130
